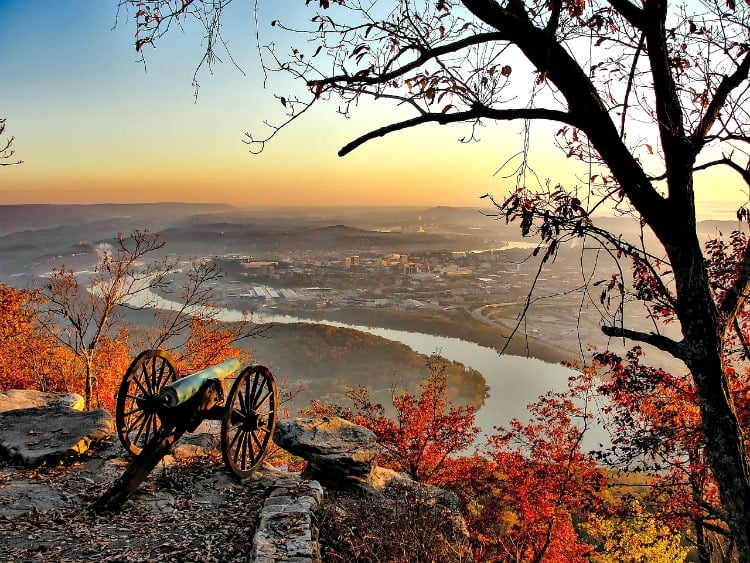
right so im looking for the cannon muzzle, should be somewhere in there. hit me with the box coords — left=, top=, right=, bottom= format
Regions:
left=159, top=357, right=241, bottom=408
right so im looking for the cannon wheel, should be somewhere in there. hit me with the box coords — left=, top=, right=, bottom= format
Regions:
left=116, top=350, right=179, bottom=456
left=221, top=365, right=277, bottom=478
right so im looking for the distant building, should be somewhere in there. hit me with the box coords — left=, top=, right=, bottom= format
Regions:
left=381, top=253, right=409, bottom=268
left=440, top=264, right=474, bottom=277
left=403, top=262, right=422, bottom=275
left=240, top=261, right=277, bottom=276
left=344, top=255, right=360, bottom=268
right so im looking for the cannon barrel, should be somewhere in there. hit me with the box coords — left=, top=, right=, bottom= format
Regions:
left=159, top=357, right=240, bottom=408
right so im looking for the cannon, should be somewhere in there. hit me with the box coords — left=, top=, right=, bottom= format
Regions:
left=93, top=350, right=277, bottom=512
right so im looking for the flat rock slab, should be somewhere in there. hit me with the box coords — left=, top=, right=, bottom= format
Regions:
left=0, top=406, right=113, bottom=467
left=0, top=480, right=71, bottom=517
left=0, top=390, right=84, bottom=412
left=273, top=417, right=379, bottom=482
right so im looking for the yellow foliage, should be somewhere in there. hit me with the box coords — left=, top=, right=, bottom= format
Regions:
left=582, top=499, right=688, bottom=563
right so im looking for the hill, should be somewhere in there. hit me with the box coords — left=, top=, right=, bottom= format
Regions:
left=247, top=322, right=488, bottom=412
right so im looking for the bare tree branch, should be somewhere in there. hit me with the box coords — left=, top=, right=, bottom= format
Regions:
left=601, top=324, right=684, bottom=358
left=692, top=157, right=750, bottom=186
left=339, top=105, right=579, bottom=156
left=309, top=32, right=506, bottom=89
left=692, top=52, right=750, bottom=149
left=0, top=118, right=22, bottom=166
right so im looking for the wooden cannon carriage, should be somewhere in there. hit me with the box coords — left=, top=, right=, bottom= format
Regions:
left=93, top=350, right=277, bottom=512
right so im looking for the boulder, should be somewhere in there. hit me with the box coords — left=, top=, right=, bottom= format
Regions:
left=363, top=466, right=462, bottom=511
left=0, top=389, right=84, bottom=412
left=0, top=406, right=113, bottom=467
left=273, top=417, right=379, bottom=483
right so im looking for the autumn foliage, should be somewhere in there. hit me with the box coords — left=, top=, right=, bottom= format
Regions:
left=305, top=355, right=481, bottom=485
left=5, top=230, right=750, bottom=560
left=0, top=284, right=72, bottom=393
left=307, top=357, right=605, bottom=560
left=0, top=231, right=253, bottom=412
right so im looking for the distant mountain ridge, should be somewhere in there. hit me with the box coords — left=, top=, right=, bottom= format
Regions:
left=0, top=203, right=236, bottom=235
left=1, top=203, right=744, bottom=284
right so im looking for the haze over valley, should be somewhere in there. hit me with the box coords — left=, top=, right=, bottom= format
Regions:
left=1, top=202, right=732, bottom=417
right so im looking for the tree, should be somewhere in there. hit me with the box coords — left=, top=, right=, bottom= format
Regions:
left=304, top=354, right=481, bottom=485
left=122, top=0, right=750, bottom=556
left=38, top=230, right=256, bottom=409
left=39, top=231, right=169, bottom=409
left=595, top=346, right=735, bottom=561
left=0, top=118, right=22, bottom=166
left=589, top=231, right=750, bottom=561
left=583, top=499, right=689, bottom=563
left=476, top=371, right=605, bottom=561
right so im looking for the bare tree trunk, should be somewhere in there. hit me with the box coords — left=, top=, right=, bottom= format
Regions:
left=667, top=234, right=750, bottom=561
left=84, top=356, right=94, bottom=411
left=685, top=354, right=750, bottom=560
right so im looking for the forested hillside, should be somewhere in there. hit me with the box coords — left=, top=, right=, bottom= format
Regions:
left=248, top=322, right=488, bottom=412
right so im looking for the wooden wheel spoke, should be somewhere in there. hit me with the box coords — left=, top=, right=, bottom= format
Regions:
left=131, top=375, right=149, bottom=396
left=227, top=422, right=243, bottom=435
left=251, top=430, right=265, bottom=452
left=125, top=410, right=146, bottom=434
left=155, top=357, right=167, bottom=387
left=245, top=432, right=256, bottom=466
left=142, top=362, right=154, bottom=394
left=255, top=406, right=273, bottom=418
left=123, top=405, right=143, bottom=418
left=248, top=373, right=259, bottom=409
left=252, top=388, right=273, bottom=410
left=131, top=413, right=151, bottom=445
left=237, top=390, right=247, bottom=415
left=229, top=426, right=244, bottom=451
left=233, top=431, right=247, bottom=465
left=249, top=377, right=266, bottom=407
left=254, top=425, right=271, bottom=437
left=142, top=413, right=155, bottom=446
left=232, top=408, right=246, bottom=424
left=145, top=413, right=159, bottom=444
left=150, top=357, right=161, bottom=391
left=149, top=415, right=158, bottom=444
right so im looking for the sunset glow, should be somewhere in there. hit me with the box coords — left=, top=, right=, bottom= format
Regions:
left=0, top=1, right=744, bottom=219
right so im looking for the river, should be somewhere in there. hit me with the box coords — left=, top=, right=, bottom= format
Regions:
left=252, top=312, right=573, bottom=434
left=127, top=288, right=606, bottom=449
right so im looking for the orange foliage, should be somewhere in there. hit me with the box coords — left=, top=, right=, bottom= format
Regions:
left=304, top=355, right=480, bottom=485
left=472, top=373, right=605, bottom=562
left=305, top=357, right=607, bottom=560
left=176, top=317, right=249, bottom=373
left=89, top=327, right=132, bottom=411
left=0, top=283, right=74, bottom=393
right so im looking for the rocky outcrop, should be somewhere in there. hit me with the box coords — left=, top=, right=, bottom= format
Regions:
left=0, top=406, right=113, bottom=467
left=0, top=403, right=466, bottom=563
left=0, top=389, right=84, bottom=412
left=273, top=417, right=379, bottom=483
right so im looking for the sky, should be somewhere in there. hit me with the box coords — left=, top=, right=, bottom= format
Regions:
left=0, top=1, right=744, bottom=218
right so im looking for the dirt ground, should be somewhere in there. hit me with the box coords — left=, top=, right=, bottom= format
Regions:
left=0, top=439, right=271, bottom=562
